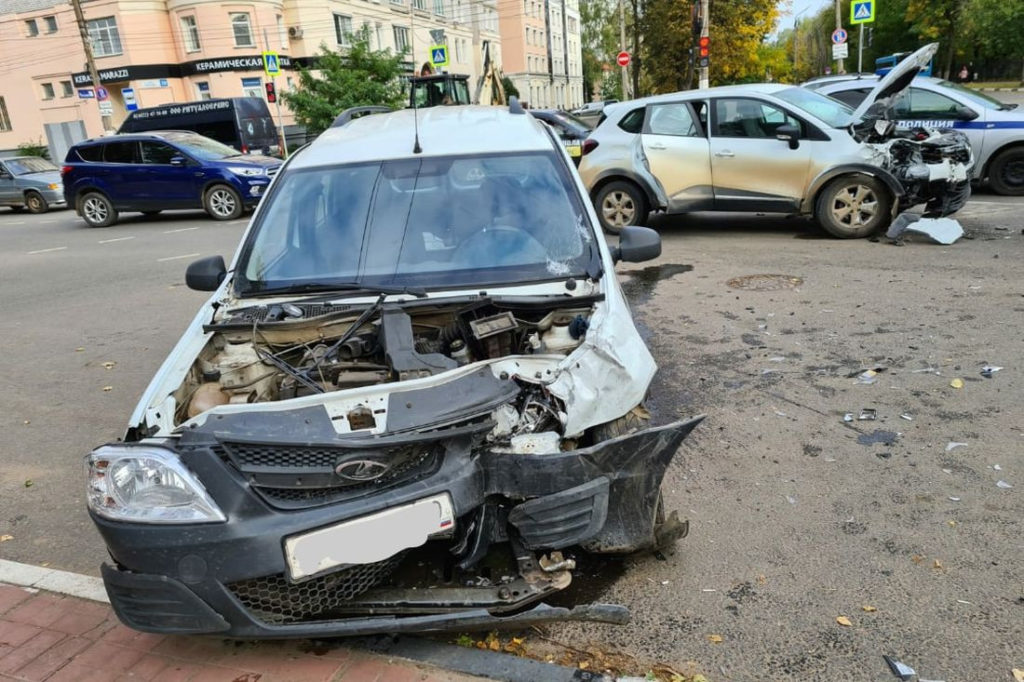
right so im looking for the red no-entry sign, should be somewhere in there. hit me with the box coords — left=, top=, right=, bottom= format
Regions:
left=617, top=51, right=630, bottom=67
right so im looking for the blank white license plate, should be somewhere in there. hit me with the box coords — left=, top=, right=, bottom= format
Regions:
left=284, top=493, right=454, bottom=581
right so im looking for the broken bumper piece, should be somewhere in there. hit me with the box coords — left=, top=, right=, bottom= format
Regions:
left=92, top=416, right=703, bottom=637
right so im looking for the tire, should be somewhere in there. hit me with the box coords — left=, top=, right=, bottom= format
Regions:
left=9, top=206, right=25, bottom=213
left=24, top=191, right=47, bottom=214
left=594, top=180, right=648, bottom=234
left=815, top=174, right=892, bottom=239
left=141, top=210, right=162, bottom=217
left=204, top=185, right=243, bottom=221
left=987, top=147, right=1024, bottom=196
left=79, top=191, right=118, bottom=228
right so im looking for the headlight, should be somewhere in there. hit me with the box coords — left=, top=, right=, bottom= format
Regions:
left=47, top=183, right=60, bottom=190
left=227, top=166, right=266, bottom=178
left=86, top=445, right=226, bottom=523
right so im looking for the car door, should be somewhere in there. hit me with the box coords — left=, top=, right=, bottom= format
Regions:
left=100, top=140, right=144, bottom=208
left=639, top=101, right=713, bottom=211
left=140, top=140, right=201, bottom=208
left=0, top=160, right=16, bottom=205
left=709, top=97, right=814, bottom=212
left=892, top=86, right=984, bottom=158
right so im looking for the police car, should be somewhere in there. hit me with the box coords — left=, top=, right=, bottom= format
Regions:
left=806, top=70, right=1024, bottom=195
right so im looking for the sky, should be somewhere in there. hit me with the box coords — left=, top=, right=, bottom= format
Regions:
left=780, top=0, right=831, bottom=25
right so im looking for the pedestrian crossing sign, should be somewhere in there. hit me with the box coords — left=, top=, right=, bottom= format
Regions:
left=263, top=51, right=281, bottom=76
left=850, top=0, right=874, bottom=24
left=429, top=45, right=449, bottom=67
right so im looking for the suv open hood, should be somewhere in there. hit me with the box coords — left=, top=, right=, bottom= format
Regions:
left=851, top=42, right=938, bottom=122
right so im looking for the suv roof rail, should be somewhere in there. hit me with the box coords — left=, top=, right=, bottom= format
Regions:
left=508, top=97, right=525, bottom=115
left=331, top=105, right=394, bottom=128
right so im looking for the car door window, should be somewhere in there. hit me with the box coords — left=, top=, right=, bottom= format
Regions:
left=830, top=88, right=871, bottom=108
left=140, top=141, right=179, bottom=165
left=647, top=103, right=699, bottom=136
left=894, top=88, right=963, bottom=118
left=0, top=161, right=10, bottom=178
left=103, top=141, right=139, bottom=164
left=714, top=99, right=801, bottom=138
left=617, top=108, right=645, bottom=133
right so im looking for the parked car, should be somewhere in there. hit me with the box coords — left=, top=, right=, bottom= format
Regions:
left=571, top=99, right=618, bottom=127
left=62, top=131, right=282, bottom=227
left=0, top=156, right=66, bottom=213
left=84, top=103, right=703, bottom=638
left=118, top=98, right=280, bottom=156
left=578, top=43, right=973, bottom=238
left=528, top=109, right=592, bottom=164
left=805, top=72, right=1024, bottom=195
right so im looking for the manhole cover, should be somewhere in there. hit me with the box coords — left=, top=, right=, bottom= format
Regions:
left=726, top=274, right=803, bottom=291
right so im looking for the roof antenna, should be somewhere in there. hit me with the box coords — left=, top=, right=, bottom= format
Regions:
left=409, top=10, right=422, bottom=154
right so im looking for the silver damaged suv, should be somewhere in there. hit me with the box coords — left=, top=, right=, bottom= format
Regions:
left=579, top=43, right=973, bottom=238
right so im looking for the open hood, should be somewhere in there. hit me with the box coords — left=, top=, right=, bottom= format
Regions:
left=851, top=42, right=938, bottom=121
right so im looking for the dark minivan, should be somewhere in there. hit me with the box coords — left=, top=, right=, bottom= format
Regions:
left=118, top=98, right=279, bottom=156
left=62, top=131, right=281, bottom=227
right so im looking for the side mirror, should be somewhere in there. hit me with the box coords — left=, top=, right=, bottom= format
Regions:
left=170, top=155, right=186, bottom=166
left=954, top=106, right=978, bottom=121
left=185, top=255, right=227, bottom=291
left=776, top=123, right=801, bottom=150
left=612, top=225, right=661, bottom=264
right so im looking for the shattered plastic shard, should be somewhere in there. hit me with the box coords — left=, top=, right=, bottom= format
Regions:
left=996, top=480, right=1013, bottom=489
left=887, top=214, right=964, bottom=245
left=946, top=442, right=968, bottom=452
left=883, top=655, right=917, bottom=680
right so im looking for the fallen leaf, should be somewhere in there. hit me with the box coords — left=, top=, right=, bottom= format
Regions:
left=947, top=520, right=957, bottom=527
left=101, top=361, right=116, bottom=370
left=757, top=574, right=767, bottom=585
left=23, top=420, right=30, bottom=425
left=836, top=616, right=852, bottom=626
left=24, top=480, right=32, bottom=488
left=75, top=347, right=84, bottom=352
left=1012, top=668, right=1024, bottom=682
left=102, top=386, right=113, bottom=392
left=578, top=661, right=589, bottom=670
left=933, top=559, right=944, bottom=570
left=0, top=535, right=12, bottom=542
left=862, top=605, right=877, bottom=612
left=950, top=378, right=964, bottom=389
left=489, top=639, right=500, bottom=651
left=707, top=634, right=723, bottom=644
left=911, top=554, right=926, bottom=564
left=40, top=562, right=49, bottom=567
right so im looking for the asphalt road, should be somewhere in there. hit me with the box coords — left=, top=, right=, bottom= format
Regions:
left=1, top=191, right=1022, bottom=681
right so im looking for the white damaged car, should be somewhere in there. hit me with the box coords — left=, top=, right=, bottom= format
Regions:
left=84, top=102, right=703, bottom=637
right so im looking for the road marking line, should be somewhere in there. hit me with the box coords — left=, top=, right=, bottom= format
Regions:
left=157, top=252, right=200, bottom=262
left=163, top=227, right=200, bottom=234
left=968, top=200, right=1016, bottom=206
left=98, top=236, right=135, bottom=244
left=10, top=221, right=26, bottom=225
left=27, top=246, right=67, bottom=255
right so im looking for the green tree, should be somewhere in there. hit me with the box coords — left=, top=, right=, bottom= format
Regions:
left=640, top=0, right=693, bottom=93
left=965, top=0, right=1024, bottom=81
left=581, top=0, right=618, bottom=100
left=501, top=76, right=520, bottom=100
left=282, top=26, right=406, bottom=135
left=906, top=0, right=964, bottom=78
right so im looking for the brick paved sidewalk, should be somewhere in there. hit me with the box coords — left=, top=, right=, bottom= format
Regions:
left=0, top=583, right=484, bottom=682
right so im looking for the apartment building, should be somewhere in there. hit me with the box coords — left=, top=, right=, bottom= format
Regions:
left=496, top=0, right=581, bottom=109
left=0, top=0, right=501, bottom=158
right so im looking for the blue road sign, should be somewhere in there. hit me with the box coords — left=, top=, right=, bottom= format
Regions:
left=831, top=28, right=848, bottom=44
left=851, top=0, right=875, bottom=24
left=96, top=86, right=108, bottom=101
left=78, top=89, right=95, bottom=99
left=430, top=45, right=449, bottom=67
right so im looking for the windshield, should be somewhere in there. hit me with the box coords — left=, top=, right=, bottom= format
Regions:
left=934, top=80, right=1012, bottom=110
left=160, top=133, right=239, bottom=160
left=554, top=112, right=592, bottom=131
left=236, top=152, right=596, bottom=296
left=6, top=157, right=57, bottom=175
left=774, top=86, right=855, bottom=127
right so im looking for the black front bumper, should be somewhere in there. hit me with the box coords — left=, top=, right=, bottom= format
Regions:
left=93, top=416, right=703, bottom=637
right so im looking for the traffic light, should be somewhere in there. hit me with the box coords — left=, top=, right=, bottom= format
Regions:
left=698, top=36, right=710, bottom=67
left=265, top=81, right=276, bottom=103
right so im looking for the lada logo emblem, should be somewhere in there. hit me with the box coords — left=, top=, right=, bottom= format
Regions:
left=335, top=458, right=390, bottom=481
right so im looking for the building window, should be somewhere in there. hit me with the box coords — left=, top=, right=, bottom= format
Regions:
left=41, top=82, right=55, bottom=100
left=25, top=19, right=38, bottom=36
left=0, top=97, right=10, bottom=131
left=375, top=22, right=384, bottom=50
left=286, top=76, right=294, bottom=90
left=413, top=0, right=427, bottom=10
left=390, top=0, right=405, bottom=6
left=454, top=38, right=462, bottom=63
left=277, top=15, right=287, bottom=48
left=231, top=13, right=254, bottom=47
left=241, top=77, right=262, bottom=98
left=87, top=17, right=122, bottom=56
left=433, top=0, right=445, bottom=15
left=181, top=15, right=201, bottom=52
left=44, top=16, right=57, bottom=33
left=333, top=14, right=352, bottom=46
left=61, top=80, right=73, bottom=97
left=196, top=81, right=211, bottom=100
left=393, top=25, right=409, bottom=52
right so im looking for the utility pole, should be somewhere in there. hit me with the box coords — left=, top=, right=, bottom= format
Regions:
left=834, top=0, right=845, bottom=74
left=263, top=29, right=289, bottom=157
left=698, top=0, right=709, bottom=89
left=70, top=0, right=112, bottom=132
left=618, top=0, right=628, bottom=99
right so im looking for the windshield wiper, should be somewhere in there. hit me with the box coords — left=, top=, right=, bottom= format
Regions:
left=255, top=282, right=428, bottom=298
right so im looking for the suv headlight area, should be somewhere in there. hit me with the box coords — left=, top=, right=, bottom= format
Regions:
left=86, top=445, right=226, bottom=524
left=227, top=166, right=267, bottom=178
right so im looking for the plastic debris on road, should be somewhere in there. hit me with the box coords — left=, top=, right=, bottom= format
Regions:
left=856, top=370, right=880, bottom=385
left=900, top=413, right=913, bottom=421
left=946, top=442, right=968, bottom=452
left=886, top=213, right=964, bottom=244
left=883, top=655, right=917, bottom=680
left=836, top=616, right=852, bottom=626
left=981, top=365, right=1003, bottom=378
left=859, top=409, right=877, bottom=421
left=996, top=480, right=1013, bottom=489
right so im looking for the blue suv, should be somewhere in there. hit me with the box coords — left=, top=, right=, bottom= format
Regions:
left=62, top=131, right=282, bottom=227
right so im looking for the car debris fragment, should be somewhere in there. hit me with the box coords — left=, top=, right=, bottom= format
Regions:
left=883, top=655, right=917, bottom=680
left=886, top=214, right=965, bottom=245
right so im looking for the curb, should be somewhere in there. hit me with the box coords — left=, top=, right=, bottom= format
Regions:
left=977, top=87, right=1023, bottom=92
left=0, top=558, right=108, bottom=603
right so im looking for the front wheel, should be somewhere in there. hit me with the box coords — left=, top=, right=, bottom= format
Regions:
left=815, top=174, right=892, bottom=238
left=79, top=192, right=118, bottom=227
left=25, top=191, right=48, bottom=214
left=594, top=180, right=648, bottom=234
left=987, top=147, right=1024, bottom=196
left=204, top=185, right=243, bottom=221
